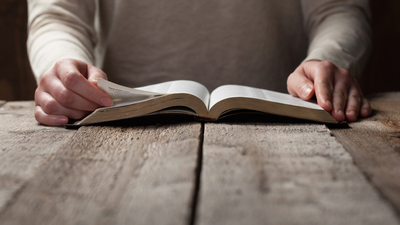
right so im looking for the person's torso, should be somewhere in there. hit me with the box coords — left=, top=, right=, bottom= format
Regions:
left=98, top=0, right=308, bottom=92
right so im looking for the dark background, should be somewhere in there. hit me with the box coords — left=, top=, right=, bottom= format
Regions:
left=0, top=0, right=399, bottom=101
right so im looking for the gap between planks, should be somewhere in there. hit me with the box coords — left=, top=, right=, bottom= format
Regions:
left=331, top=92, right=400, bottom=218
left=189, top=122, right=204, bottom=225
left=0, top=122, right=202, bottom=225
left=197, top=122, right=400, bottom=225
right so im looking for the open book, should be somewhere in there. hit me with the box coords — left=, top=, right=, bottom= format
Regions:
left=74, top=78, right=337, bottom=125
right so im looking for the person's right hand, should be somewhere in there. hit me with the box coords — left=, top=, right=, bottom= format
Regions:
left=34, top=58, right=113, bottom=126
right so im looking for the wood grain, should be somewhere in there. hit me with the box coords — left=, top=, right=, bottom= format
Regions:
left=0, top=101, right=76, bottom=213
left=331, top=92, right=400, bottom=215
left=198, top=123, right=400, bottom=225
left=0, top=122, right=202, bottom=225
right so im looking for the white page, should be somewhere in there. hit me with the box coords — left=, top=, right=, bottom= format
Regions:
left=97, top=78, right=164, bottom=105
left=209, top=85, right=323, bottom=110
left=138, top=80, right=210, bottom=107
left=98, top=78, right=210, bottom=107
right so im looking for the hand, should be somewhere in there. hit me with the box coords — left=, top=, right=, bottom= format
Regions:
left=287, top=60, right=371, bottom=122
left=34, top=58, right=113, bottom=126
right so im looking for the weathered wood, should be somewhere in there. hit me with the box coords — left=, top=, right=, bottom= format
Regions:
left=331, top=92, right=400, bottom=215
left=0, top=101, right=76, bottom=214
left=198, top=123, right=400, bottom=225
left=0, top=121, right=202, bottom=225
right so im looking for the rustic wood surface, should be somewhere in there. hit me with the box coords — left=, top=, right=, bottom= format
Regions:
left=198, top=123, right=400, bottom=225
left=331, top=92, right=400, bottom=215
left=0, top=93, right=400, bottom=225
left=0, top=102, right=202, bottom=225
left=0, top=101, right=76, bottom=213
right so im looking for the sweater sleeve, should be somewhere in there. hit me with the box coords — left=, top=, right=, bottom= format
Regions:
left=301, top=0, right=372, bottom=79
left=27, top=0, right=97, bottom=84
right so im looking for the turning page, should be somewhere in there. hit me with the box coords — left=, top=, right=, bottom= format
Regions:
left=98, top=78, right=210, bottom=108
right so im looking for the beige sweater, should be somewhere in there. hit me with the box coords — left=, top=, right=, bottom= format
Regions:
left=27, top=0, right=371, bottom=92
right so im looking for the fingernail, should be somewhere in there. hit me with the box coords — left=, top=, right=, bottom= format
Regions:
left=302, top=85, right=312, bottom=98
left=325, top=100, right=333, bottom=111
left=101, top=97, right=112, bottom=107
left=362, top=107, right=370, bottom=115
left=56, top=117, right=68, bottom=125
left=348, top=110, right=356, bottom=119
left=338, top=110, right=345, bottom=120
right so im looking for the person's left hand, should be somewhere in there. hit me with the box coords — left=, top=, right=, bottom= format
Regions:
left=287, top=60, right=371, bottom=122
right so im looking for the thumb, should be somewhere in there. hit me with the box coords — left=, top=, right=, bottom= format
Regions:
left=86, top=64, right=108, bottom=87
left=287, top=67, right=315, bottom=100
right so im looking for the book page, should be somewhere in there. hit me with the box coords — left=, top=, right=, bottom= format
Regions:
left=209, top=85, right=323, bottom=110
left=98, top=78, right=210, bottom=108
left=137, top=80, right=210, bottom=107
left=97, top=78, right=165, bottom=106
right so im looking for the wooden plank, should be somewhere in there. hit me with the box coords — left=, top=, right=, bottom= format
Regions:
left=198, top=123, right=400, bottom=225
left=0, top=101, right=76, bottom=213
left=0, top=120, right=202, bottom=225
left=331, top=92, right=400, bottom=215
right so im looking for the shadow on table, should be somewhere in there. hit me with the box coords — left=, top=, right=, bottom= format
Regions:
left=67, top=110, right=349, bottom=129
left=214, top=110, right=349, bottom=129
left=66, top=114, right=197, bottom=129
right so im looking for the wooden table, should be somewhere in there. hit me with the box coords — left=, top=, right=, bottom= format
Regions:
left=0, top=93, right=399, bottom=225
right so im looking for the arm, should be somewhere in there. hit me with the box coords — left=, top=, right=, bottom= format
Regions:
left=287, top=0, right=372, bottom=122
left=27, top=0, right=111, bottom=126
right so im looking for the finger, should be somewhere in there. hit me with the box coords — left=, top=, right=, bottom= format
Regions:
left=36, top=91, right=90, bottom=120
left=55, top=60, right=112, bottom=107
left=331, top=72, right=352, bottom=122
left=360, top=97, right=371, bottom=117
left=86, top=64, right=108, bottom=86
left=313, top=61, right=335, bottom=112
left=35, top=106, right=69, bottom=126
left=350, top=79, right=370, bottom=118
left=45, top=77, right=102, bottom=111
left=287, top=68, right=315, bottom=99
left=344, top=86, right=361, bottom=122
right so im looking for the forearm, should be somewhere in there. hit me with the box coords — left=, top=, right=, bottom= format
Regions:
left=27, top=0, right=97, bottom=84
left=302, top=0, right=372, bottom=79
